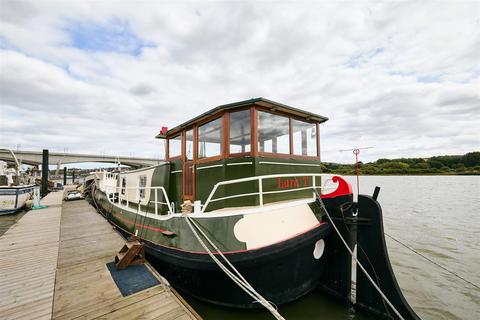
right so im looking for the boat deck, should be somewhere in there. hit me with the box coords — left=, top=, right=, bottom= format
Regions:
left=0, top=189, right=200, bottom=320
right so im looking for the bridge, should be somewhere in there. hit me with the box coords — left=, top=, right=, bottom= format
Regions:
left=0, top=149, right=163, bottom=169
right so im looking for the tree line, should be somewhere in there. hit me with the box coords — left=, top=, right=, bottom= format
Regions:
left=321, top=151, right=480, bottom=175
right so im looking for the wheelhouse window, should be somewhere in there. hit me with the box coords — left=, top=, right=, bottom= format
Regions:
left=257, top=111, right=290, bottom=154
left=185, top=129, right=194, bottom=160
left=292, top=119, right=317, bottom=157
left=138, top=175, right=147, bottom=199
left=168, top=134, right=182, bottom=158
left=229, top=110, right=251, bottom=154
left=198, top=117, right=222, bottom=159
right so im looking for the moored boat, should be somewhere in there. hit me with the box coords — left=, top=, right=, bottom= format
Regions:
left=91, top=98, right=354, bottom=308
left=0, top=155, right=35, bottom=215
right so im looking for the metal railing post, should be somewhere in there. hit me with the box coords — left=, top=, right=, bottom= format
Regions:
left=202, top=184, right=219, bottom=213
left=259, top=178, right=263, bottom=206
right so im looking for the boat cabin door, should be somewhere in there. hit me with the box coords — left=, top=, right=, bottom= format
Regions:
left=183, top=129, right=195, bottom=201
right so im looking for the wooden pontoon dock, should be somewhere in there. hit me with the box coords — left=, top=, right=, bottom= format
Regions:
left=0, top=189, right=200, bottom=320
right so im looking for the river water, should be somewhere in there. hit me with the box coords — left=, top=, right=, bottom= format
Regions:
left=0, top=210, right=26, bottom=236
left=185, top=176, right=480, bottom=320
left=0, top=176, right=478, bottom=319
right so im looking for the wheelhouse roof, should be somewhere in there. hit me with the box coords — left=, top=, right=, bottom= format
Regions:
left=155, top=97, right=328, bottom=138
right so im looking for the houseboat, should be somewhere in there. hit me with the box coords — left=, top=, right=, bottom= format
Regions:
left=92, top=98, right=354, bottom=308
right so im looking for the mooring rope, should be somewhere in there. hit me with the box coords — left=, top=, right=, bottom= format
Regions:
left=385, top=232, right=480, bottom=290
left=183, top=214, right=285, bottom=320
left=314, top=191, right=406, bottom=320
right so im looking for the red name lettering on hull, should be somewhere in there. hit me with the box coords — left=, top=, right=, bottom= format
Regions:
left=277, top=176, right=309, bottom=189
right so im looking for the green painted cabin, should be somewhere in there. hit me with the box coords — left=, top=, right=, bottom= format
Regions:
left=155, top=98, right=328, bottom=212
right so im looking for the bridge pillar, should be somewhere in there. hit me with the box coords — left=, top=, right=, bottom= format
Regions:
left=41, top=149, right=49, bottom=197
left=55, top=160, right=62, bottom=177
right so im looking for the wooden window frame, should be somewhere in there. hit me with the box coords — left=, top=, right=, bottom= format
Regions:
left=165, top=104, right=320, bottom=163
left=184, top=128, right=195, bottom=162
left=226, top=107, right=253, bottom=158
left=291, top=117, right=320, bottom=159
left=196, top=114, right=225, bottom=164
left=166, top=133, right=182, bottom=161
left=256, top=108, right=291, bottom=157
left=255, top=105, right=320, bottom=161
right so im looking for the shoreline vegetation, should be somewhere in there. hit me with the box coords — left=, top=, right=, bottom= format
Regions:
left=321, top=152, right=480, bottom=176
left=56, top=151, right=480, bottom=177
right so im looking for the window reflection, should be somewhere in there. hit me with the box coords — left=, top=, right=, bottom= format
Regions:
left=168, top=134, right=182, bottom=158
left=186, top=129, right=194, bottom=160
left=258, top=111, right=290, bottom=154
left=198, top=117, right=222, bottom=159
left=229, top=110, right=251, bottom=154
left=138, top=175, right=147, bottom=199
left=292, top=119, right=317, bottom=157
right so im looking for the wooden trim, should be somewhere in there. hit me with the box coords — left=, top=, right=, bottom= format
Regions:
left=251, top=107, right=259, bottom=157
left=192, top=125, right=198, bottom=200
left=181, top=130, right=186, bottom=162
left=181, top=130, right=185, bottom=197
left=193, top=126, right=198, bottom=162
left=255, top=104, right=318, bottom=124
left=317, top=123, right=320, bottom=160
left=289, top=117, right=293, bottom=155
left=196, top=155, right=224, bottom=164
left=165, top=138, right=170, bottom=161
left=194, top=112, right=224, bottom=129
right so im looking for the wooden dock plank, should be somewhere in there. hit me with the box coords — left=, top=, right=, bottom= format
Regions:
left=52, top=199, right=199, bottom=320
left=0, top=191, right=63, bottom=320
left=0, top=189, right=199, bottom=320
left=55, top=287, right=165, bottom=320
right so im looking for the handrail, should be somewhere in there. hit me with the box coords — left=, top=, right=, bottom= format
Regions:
left=201, top=173, right=333, bottom=213
left=100, top=173, right=336, bottom=216
left=104, top=185, right=174, bottom=215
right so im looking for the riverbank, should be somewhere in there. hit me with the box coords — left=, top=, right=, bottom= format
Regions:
left=323, top=151, right=480, bottom=176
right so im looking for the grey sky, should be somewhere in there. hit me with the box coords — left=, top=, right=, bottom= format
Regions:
left=0, top=0, right=479, bottom=164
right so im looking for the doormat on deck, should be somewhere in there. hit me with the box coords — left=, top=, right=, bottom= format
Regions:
left=106, top=262, right=160, bottom=297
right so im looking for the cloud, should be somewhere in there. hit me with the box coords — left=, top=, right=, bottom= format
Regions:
left=0, top=0, right=478, bottom=164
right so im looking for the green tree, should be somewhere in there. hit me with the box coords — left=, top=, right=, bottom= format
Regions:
left=428, top=160, right=443, bottom=169
left=462, top=152, right=480, bottom=167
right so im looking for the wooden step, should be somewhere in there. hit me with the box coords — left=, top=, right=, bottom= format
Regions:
left=114, top=239, right=145, bottom=270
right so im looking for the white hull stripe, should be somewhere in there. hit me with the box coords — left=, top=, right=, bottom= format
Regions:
left=259, top=161, right=320, bottom=167
left=197, top=164, right=223, bottom=170
left=226, top=162, right=253, bottom=166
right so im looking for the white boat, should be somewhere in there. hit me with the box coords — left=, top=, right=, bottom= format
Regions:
left=0, top=151, right=36, bottom=215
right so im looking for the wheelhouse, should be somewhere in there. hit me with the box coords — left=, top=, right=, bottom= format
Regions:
left=156, top=98, right=328, bottom=211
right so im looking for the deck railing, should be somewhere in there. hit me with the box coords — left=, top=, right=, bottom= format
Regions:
left=101, top=173, right=336, bottom=215
left=104, top=185, right=174, bottom=215
left=201, top=173, right=333, bottom=213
